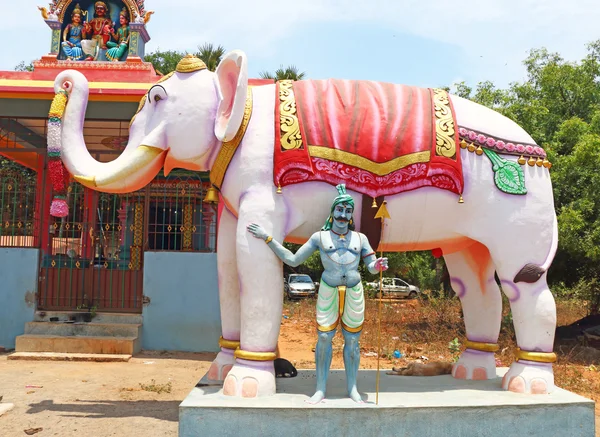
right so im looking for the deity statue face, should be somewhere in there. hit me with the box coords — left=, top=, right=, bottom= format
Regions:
left=332, top=203, right=353, bottom=229
left=72, top=13, right=81, bottom=24
left=119, top=14, right=128, bottom=25
left=95, top=4, right=106, bottom=17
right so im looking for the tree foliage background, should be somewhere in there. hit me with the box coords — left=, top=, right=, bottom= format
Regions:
left=444, top=42, right=600, bottom=312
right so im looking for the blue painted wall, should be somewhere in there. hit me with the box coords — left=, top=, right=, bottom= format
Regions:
left=0, top=249, right=38, bottom=349
left=142, top=252, right=221, bottom=352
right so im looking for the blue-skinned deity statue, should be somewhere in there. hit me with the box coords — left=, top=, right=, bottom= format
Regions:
left=247, top=184, right=389, bottom=404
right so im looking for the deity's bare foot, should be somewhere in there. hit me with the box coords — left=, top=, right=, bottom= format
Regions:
left=501, top=360, right=554, bottom=394
left=452, top=349, right=496, bottom=380
left=207, top=350, right=235, bottom=381
left=305, top=390, right=326, bottom=404
left=349, top=387, right=363, bottom=403
left=222, top=359, right=276, bottom=398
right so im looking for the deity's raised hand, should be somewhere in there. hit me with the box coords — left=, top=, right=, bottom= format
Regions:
left=247, top=223, right=268, bottom=240
left=374, top=257, right=389, bottom=272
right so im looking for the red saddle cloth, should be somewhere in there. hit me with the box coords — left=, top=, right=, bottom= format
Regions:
left=273, top=79, right=463, bottom=198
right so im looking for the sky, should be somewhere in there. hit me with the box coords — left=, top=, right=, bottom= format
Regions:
left=4, top=0, right=600, bottom=90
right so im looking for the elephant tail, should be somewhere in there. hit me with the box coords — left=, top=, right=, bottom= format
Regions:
left=513, top=213, right=558, bottom=283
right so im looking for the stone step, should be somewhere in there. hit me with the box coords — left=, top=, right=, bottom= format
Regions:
left=25, top=321, right=141, bottom=338
left=8, top=352, right=131, bottom=362
left=15, top=334, right=140, bottom=355
left=35, top=311, right=143, bottom=325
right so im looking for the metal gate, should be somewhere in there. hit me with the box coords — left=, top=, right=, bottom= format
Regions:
left=38, top=182, right=147, bottom=313
left=36, top=171, right=216, bottom=313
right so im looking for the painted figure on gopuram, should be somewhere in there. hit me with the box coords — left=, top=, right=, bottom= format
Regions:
left=41, top=0, right=153, bottom=63
left=247, top=184, right=389, bottom=404
left=61, top=4, right=85, bottom=60
left=105, top=7, right=130, bottom=61
left=80, top=1, right=113, bottom=60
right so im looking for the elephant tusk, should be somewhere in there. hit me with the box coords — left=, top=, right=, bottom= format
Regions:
left=94, top=145, right=165, bottom=188
left=74, top=175, right=96, bottom=187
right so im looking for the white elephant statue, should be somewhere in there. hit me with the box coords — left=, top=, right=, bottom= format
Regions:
left=47, top=51, right=558, bottom=398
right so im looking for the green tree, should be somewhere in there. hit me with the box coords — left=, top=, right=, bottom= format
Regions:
left=145, top=43, right=227, bottom=75
left=450, top=40, right=600, bottom=313
left=195, top=43, right=226, bottom=72
left=14, top=61, right=34, bottom=72
left=259, top=65, right=306, bottom=81
left=144, top=49, right=187, bottom=75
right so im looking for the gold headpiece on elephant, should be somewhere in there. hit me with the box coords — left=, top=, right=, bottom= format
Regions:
left=176, top=55, right=207, bottom=73
left=72, top=3, right=82, bottom=16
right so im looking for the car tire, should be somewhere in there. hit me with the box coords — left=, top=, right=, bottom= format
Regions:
left=409, top=291, right=417, bottom=299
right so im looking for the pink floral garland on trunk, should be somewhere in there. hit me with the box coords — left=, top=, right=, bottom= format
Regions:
left=47, top=89, right=71, bottom=217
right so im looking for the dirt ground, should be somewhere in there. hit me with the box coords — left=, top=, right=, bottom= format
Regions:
left=0, top=298, right=598, bottom=436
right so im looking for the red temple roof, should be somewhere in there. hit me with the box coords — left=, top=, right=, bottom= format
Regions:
left=0, top=57, right=274, bottom=102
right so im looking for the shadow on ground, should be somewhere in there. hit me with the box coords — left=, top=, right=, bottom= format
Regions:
left=133, top=351, right=217, bottom=362
left=26, top=399, right=181, bottom=422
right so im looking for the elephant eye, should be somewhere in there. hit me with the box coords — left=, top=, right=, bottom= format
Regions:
left=148, top=85, right=168, bottom=105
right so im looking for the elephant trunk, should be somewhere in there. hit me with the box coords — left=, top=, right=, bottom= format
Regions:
left=54, top=70, right=166, bottom=194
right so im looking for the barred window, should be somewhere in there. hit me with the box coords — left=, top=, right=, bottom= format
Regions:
left=147, top=174, right=216, bottom=252
left=0, top=158, right=39, bottom=248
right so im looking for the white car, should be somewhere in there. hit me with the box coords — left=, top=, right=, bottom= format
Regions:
left=366, top=277, right=420, bottom=299
left=284, top=274, right=317, bottom=299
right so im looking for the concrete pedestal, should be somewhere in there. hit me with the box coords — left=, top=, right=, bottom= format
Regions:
left=180, top=368, right=595, bottom=437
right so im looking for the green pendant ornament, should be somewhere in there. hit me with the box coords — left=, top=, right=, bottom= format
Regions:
left=482, top=148, right=527, bottom=195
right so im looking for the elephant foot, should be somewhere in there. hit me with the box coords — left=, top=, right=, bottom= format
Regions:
left=452, top=349, right=496, bottom=380
left=222, top=358, right=276, bottom=398
left=501, top=360, right=554, bottom=394
left=207, top=349, right=235, bottom=381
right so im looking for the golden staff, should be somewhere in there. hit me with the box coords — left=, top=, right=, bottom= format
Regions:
left=373, top=200, right=390, bottom=405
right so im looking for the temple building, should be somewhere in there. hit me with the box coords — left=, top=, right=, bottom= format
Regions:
left=0, top=0, right=252, bottom=355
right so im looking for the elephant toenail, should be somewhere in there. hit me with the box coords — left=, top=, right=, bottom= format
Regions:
left=530, top=379, right=547, bottom=394
left=472, top=368, right=487, bottom=380
left=453, top=364, right=467, bottom=379
left=508, top=376, right=526, bottom=393
left=223, top=375, right=237, bottom=396
left=222, top=364, right=233, bottom=379
left=241, top=378, right=259, bottom=398
left=208, top=363, right=219, bottom=380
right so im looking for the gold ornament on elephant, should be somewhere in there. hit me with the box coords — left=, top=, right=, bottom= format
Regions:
left=433, top=88, right=457, bottom=159
left=464, top=340, right=500, bottom=353
left=515, top=347, right=557, bottom=363
left=176, top=55, right=207, bottom=73
left=234, top=348, right=277, bottom=361
left=278, top=80, right=303, bottom=151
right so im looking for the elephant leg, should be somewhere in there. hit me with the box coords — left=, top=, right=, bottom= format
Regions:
left=207, top=208, right=240, bottom=381
left=222, top=192, right=285, bottom=397
left=486, top=236, right=557, bottom=394
left=444, top=242, right=502, bottom=381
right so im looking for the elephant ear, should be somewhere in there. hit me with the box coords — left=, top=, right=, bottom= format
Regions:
left=214, top=50, right=248, bottom=142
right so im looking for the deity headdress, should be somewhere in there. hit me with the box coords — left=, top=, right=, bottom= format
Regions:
left=94, top=1, right=109, bottom=15
left=119, top=6, right=129, bottom=21
left=176, top=54, right=207, bottom=73
left=71, top=3, right=82, bottom=16
left=321, top=184, right=355, bottom=231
